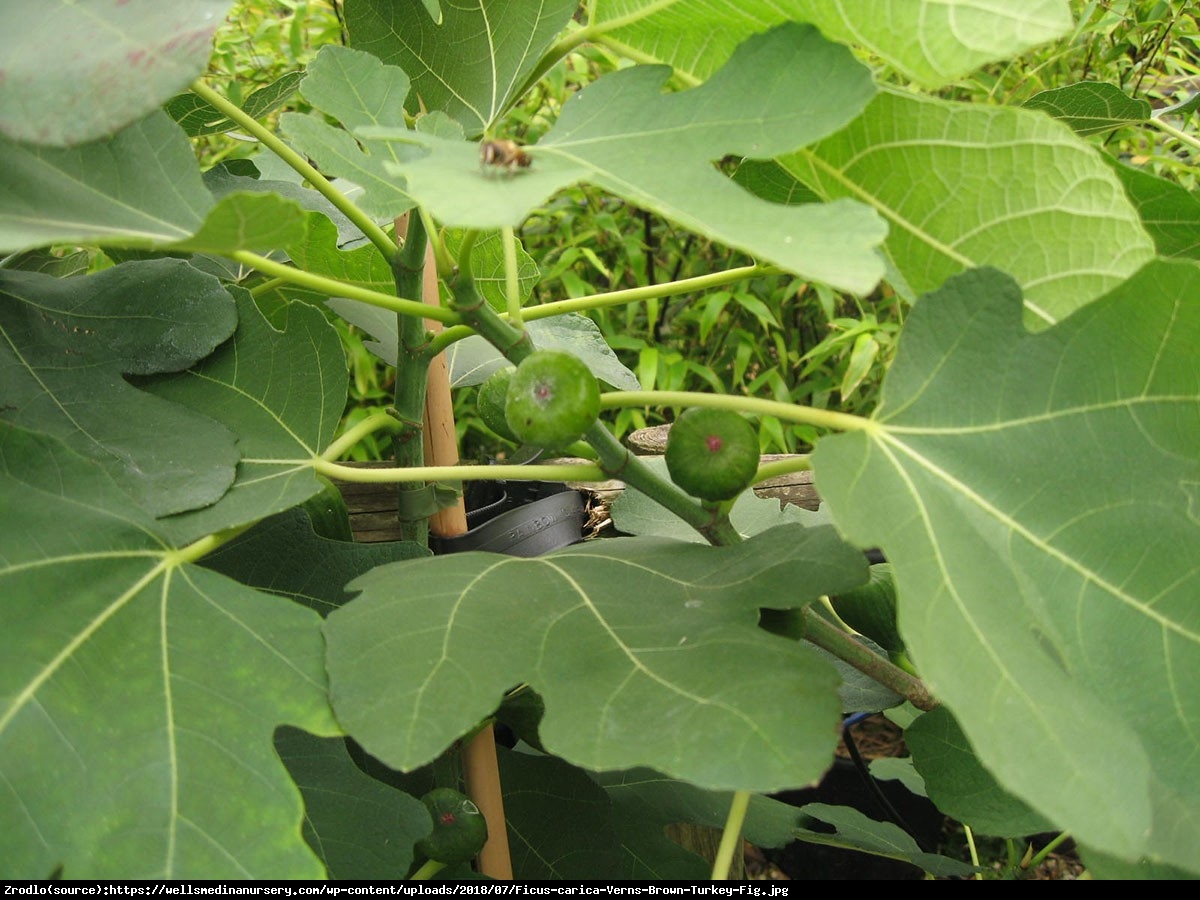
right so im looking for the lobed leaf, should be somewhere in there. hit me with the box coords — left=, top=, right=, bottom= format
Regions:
left=0, top=111, right=213, bottom=254
left=0, top=0, right=233, bottom=146
left=281, top=45, right=421, bottom=222
left=324, top=525, right=868, bottom=792
left=590, top=0, right=1071, bottom=89
left=343, top=0, right=578, bottom=136
left=812, top=262, right=1200, bottom=871
left=0, top=425, right=338, bottom=878
left=169, top=192, right=311, bottom=256
left=364, top=24, right=887, bottom=293
left=784, top=90, right=1156, bottom=325
left=0, top=260, right=239, bottom=517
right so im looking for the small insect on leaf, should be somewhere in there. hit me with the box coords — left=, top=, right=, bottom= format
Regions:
left=480, top=139, right=532, bottom=175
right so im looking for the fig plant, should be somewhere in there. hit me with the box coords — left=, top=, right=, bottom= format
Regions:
left=1, top=0, right=1198, bottom=882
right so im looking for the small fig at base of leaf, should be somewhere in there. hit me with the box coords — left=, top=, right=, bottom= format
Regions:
left=504, top=350, right=601, bottom=450
left=415, top=787, right=489, bottom=864
left=664, top=407, right=760, bottom=502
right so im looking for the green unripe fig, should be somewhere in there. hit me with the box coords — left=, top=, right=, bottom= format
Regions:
left=415, top=788, right=488, bottom=864
left=476, top=366, right=519, bottom=442
left=829, top=563, right=905, bottom=654
left=504, top=350, right=600, bottom=450
left=664, top=407, right=760, bottom=501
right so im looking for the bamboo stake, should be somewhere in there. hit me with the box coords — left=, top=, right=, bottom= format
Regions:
left=418, top=238, right=515, bottom=881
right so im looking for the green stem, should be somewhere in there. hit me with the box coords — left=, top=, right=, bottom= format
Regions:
left=602, top=390, right=874, bottom=435
left=427, top=264, right=773, bottom=356
left=188, top=79, right=397, bottom=263
left=508, top=23, right=595, bottom=109
left=593, top=33, right=702, bottom=86
left=248, top=276, right=287, bottom=299
left=450, top=251, right=535, bottom=362
left=752, top=455, right=811, bottom=486
left=1151, top=116, right=1200, bottom=154
left=320, top=412, right=402, bottom=462
left=539, top=263, right=775, bottom=317
left=229, top=250, right=459, bottom=324
left=392, top=214, right=436, bottom=546
left=169, top=521, right=257, bottom=567
left=409, top=859, right=446, bottom=880
left=583, top=421, right=743, bottom=546
left=711, top=790, right=751, bottom=880
left=803, top=612, right=937, bottom=711
left=501, top=226, right=522, bottom=322
left=316, top=459, right=608, bottom=484
left=965, top=824, right=984, bottom=880
left=421, top=207, right=456, bottom=279
left=1024, top=832, right=1072, bottom=872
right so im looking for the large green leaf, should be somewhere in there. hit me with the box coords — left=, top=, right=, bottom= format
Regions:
left=0, top=111, right=213, bottom=253
left=0, top=260, right=239, bottom=517
left=0, top=0, right=233, bottom=146
left=325, top=525, right=868, bottom=791
left=811, top=263, right=1200, bottom=871
left=282, top=45, right=420, bottom=222
left=343, top=0, right=578, bottom=136
left=140, top=289, right=347, bottom=544
left=783, top=90, right=1156, bottom=325
left=0, top=424, right=339, bottom=878
left=590, top=0, right=1071, bottom=89
left=204, top=165, right=364, bottom=246
left=275, top=727, right=429, bottom=879
left=362, top=24, right=887, bottom=294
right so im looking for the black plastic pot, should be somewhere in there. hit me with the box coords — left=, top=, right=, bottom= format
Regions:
left=429, top=479, right=586, bottom=558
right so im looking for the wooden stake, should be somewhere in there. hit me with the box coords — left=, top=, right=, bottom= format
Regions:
left=418, top=235, right=514, bottom=881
